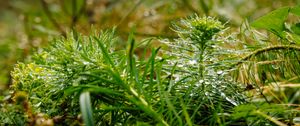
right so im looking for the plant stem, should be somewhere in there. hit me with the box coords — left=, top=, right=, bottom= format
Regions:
left=233, top=45, right=300, bottom=67
left=198, top=44, right=206, bottom=79
left=255, top=110, right=287, bottom=126
left=199, top=49, right=204, bottom=78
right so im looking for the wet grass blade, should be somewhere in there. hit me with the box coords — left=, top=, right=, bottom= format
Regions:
left=80, top=92, right=95, bottom=126
left=93, top=36, right=117, bottom=71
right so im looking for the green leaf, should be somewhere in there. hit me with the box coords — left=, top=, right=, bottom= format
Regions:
left=127, top=31, right=138, bottom=82
left=64, top=86, right=82, bottom=95
left=141, top=47, right=160, bottom=86
left=291, top=23, right=300, bottom=35
left=82, top=85, right=123, bottom=96
left=290, top=5, right=300, bottom=16
left=290, top=33, right=300, bottom=44
left=251, top=7, right=290, bottom=38
left=80, top=92, right=95, bottom=126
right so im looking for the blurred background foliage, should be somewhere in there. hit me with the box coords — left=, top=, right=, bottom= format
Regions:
left=0, top=0, right=300, bottom=95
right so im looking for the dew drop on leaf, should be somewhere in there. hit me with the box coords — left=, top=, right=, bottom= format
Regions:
left=217, top=70, right=223, bottom=75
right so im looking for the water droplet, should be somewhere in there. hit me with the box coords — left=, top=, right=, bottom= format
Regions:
left=177, top=64, right=184, bottom=68
left=272, top=65, right=279, bottom=69
left=35, top=102, right=42, bottom=107
left=189, top=93, right=195, bottom=97
left=188, top=60, right=197, bottom=65
left=83, top=61, right=90, bottom=65
left=205, top=92, right=210, bottom=96
left=220, top=92, right=225, bottom=97
left=217, top=70, right=223, bottom=75
left=225, top=97, right=237, bottom=106
left=199, top=80, right=204, bottom=83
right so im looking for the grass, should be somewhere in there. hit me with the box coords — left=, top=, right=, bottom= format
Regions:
left=1, top=8, right=300, bottom=125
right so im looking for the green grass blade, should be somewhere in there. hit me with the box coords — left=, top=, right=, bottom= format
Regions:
left=80, top=92, right=95, bottom=126
left=93, top=36, right=117, bottom=70
left=71, top=85, right=123, bottom=96
left=251, top=7, right=290, bottom=38
left=255, top=110, right=287, bottom=126
left=180, top=98, right=192, bottom=126
left=290, top=5, right=300, bottom=16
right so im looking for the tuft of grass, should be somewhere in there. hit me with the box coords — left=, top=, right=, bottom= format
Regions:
left=3, top=16, right=247, bottom=125
left=5, top=13, right=299, bottom=125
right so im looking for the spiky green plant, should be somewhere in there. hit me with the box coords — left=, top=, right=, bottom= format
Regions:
left=161, top=15, right=246, bottom=125
left=2, top=16, right=248, bottom=125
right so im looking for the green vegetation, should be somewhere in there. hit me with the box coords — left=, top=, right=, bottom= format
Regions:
left=1, top=0, right=300, bottom=126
